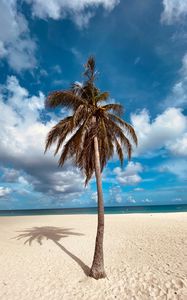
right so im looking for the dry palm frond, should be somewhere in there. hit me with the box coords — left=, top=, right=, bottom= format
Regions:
left=101, top=104, right=124, bottom=116
left=108, top=113, right=138, bottom=146
left=44, top=117, right=74, bottom=153
left=46, top=91, right=87, bottom=110
left=45, top=56, right=137, bottom=185
left=95, top=92, right=109, bottom=103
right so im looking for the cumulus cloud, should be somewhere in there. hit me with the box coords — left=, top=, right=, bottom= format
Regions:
left=0, top=0, right=119, bottom=69
left=168, top=133, right=187, bottom=156
left=1, top=168, right=21, bottom=183
left=25, top=0, right=119, bottom=27
left=0, top=0, right=36, bottom=72
left=161, top=0, right=187, bottom=24
left=91, top=192, right=97, bottom=202
left=0, top=187, right=11, bottom=198
left=114, top=162, right=143, bottom=185
left=32, top=167, right=84, bottom=197
left=141, top=198, right=152, bottom=203
left=127, top=195, right=136, bottom=204
left=131, top=107, right=187, bottom=157
left=0, top=76, right=85, bottom=202
left=109, top=185, right=122, bottom=203
left=115, top=194, right=122, bottom=203
left=158, top=159, right=187, bottom=179
left=131, top=54, right=187, bottom=159
left=163, top=53, right=187, bottom=108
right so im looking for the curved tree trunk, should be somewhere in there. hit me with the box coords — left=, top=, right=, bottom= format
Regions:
left=89, top=136, right=106, bottom=279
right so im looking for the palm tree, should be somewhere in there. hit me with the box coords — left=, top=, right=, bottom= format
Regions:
left=45, top=57, right=137, bottom=279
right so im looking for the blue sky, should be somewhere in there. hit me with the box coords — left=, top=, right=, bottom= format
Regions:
left=0, top=0, right=187, bottom=209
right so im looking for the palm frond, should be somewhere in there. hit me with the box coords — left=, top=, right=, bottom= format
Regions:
left=71, top=82, right=83, bottom=97
left=45, top=57, right=138, bottom=186
left=114, top=137, right=124, bottom=166
left=96, top=92, right=109, bottom=103
left=44, top=117, right=73, bottom=153
left=84, top=56, right=96, bottom=81
left=72, top=104, right=91, bottom=127
left=120, top=135, right=132, bottom=160
left=98, top=119, right=114, bottom=170
left=58, top=114, right=93, bottom=167
left=101, top=104, right=124, bottom=116
left=108, top=113, right=138, bottom=145
left=76, top=138, right=95, bottom=186
left=46, top=91, right=87, bottom=110
left=104, top=116, right=132, bottom=159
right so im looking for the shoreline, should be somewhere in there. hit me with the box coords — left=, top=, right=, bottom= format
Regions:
left=1, top=211, right=187, bottom=217
left=0, top=203, right=187, bottom=217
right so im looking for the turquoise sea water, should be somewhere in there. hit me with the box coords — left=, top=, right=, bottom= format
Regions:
left=0, top=204, right=187, bottom=216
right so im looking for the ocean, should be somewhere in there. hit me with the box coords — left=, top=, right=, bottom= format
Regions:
left=0, top=204, right=187, bottom=216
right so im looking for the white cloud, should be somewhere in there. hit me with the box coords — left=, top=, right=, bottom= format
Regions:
left=115, top=194, right=122, bottom=203
left=114, top=162, right=143, bottom=185
left=0, top=0, right=36, bottom=72
left=158, top=159, right=187, bottom=179
left=163, top=53, right=187, bottom=108
left=129, top=54, right=187, bottom=159
left=142, top=198, right=152, bottom=203
left=1, top=168, right=21, bottom=183
left=109, top=186, right=122, bottom=203
left=25, top=0, right=119, bottom=27
left=134, top=187, right=144, bottom=191
left=47, top=170, right=84, bottom=195
left=0, top=76, right=85, bottom=201
left=18, top=176, right=30, bottom=186
left=91, top=192, right=97, bottom=202
left=127, top=195, right=136, bottom=204
left=131, top=107, right=187, bottom=157
left=168, top=133, right=187, bottom=156
left=161, top=0, right=187, bottom=24
left=3, top=76, right=44, bottom=124
left=172, top=197, right=182, bottom=202
left=0, top=187, right=11, bottom=198
left=0, top=0, right=118, bottom=69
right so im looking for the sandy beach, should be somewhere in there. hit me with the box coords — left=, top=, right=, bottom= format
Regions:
left=0, top=213, right=187, bottom=300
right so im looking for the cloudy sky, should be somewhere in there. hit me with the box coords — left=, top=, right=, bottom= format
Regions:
left=0, top=0, right=187, bottom=209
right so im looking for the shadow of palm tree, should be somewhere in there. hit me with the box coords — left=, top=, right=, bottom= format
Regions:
left=13, top=226, right=90, bottom=275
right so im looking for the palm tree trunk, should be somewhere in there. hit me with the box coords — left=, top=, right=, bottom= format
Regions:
left=89, top=135, right=106, bottom=279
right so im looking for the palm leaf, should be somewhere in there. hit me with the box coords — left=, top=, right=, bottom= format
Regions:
left=101, top=104, right=124, bottom=116
left=104, top=116, right=132, bottom=159
left=46, top=91, right=87, bottom=110
left=44, top=117, right=73, bottom=153
left=58, top=113, right=93, bottom=167
left=45, top=56, right=138, bottom=186
left=84, top=56, right=96, bottom=81
left=96, top=92, right=109, bottom=103
left=114, top=137, right=124, bottom=166
left=108, top=113, right=138, bottom=145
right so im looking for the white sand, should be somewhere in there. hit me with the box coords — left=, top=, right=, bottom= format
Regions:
left=0, top=213, right=187, bottom=300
